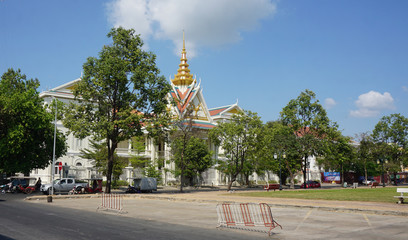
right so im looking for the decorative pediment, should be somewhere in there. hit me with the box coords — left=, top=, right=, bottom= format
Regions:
left=39, top=78, right=81, bottom=100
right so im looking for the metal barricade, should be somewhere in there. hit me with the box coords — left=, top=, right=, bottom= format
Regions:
left=216, top=202, right=282, bottom=235
left=97, top=193, right=125, bottom=213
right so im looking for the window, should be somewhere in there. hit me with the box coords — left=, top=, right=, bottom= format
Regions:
left=76, top=162, right=82, bottom=167
left=67, top=179, right=73, bottom=184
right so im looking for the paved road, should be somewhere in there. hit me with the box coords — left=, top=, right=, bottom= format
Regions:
left=0, top=193, right=263, bottom=240
left=4, top=186, right=408, bottom=239
left=19, top=190, right=408, bottom=240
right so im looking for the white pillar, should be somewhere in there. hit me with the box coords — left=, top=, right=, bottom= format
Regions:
left=125, top=166, right=133, bottom=184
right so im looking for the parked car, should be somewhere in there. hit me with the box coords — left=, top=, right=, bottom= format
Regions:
left=40, top=178, right=88, bottom=195
left=362, top=177, right=377, bottom=185
left=300, top=180, right=321, bottom=189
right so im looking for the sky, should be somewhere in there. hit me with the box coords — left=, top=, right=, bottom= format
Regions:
left=1, top=0, right=407, bottom=138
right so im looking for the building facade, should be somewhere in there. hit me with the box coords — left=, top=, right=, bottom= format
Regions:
left=31, top=35, right=324, bottom=186
left=32, top=35, right=244, bottom=185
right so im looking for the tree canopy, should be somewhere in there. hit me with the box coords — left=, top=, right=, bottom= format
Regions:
left=63, top=27, right=171, bottom=193
left=261, top=121, right=302, bottom=188
left=372, top=113, right=408, bottom=179
left=280, top=89, right=337, bottom=187
left=0, top=69, right=66, bottom=174
left=209, top=110, right=263, bottom=191
left=170, top=106, right=213, bottom=191
left=372, top=113, right=408, bottom=148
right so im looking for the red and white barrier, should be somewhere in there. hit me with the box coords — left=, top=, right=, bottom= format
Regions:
left=98, top=193, right=124, bottom=213
left=216, top=202, right=282, bottom=235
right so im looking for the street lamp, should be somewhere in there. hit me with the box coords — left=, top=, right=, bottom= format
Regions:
left=377, top=157, right=388, bottom=188
left=274, top=152, right=286, bottom=191
left=51, top=97, right=58, bottom=198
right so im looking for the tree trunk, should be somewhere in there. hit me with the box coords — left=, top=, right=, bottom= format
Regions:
left=245, top=173, right=250, bottom=186
left=180, top=169, right=184, bottom=192
left=227, top=179, right=234, bottom=191
left=227, top=174, right=238, bottom=191
left=105, top=139, right=117, bottom=194
left=285, top=161, right=295, bottom=189
left=364, top=161, right=367, bottom=186
left=106, top=151, right=114, bottom=193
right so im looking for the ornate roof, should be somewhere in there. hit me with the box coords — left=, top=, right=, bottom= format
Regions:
left=171, top=31, right=195, bottom=86
left=167, top=32, right=243, bottom=130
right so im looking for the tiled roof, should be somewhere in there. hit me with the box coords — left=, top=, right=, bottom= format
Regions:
left=209, top=107, right=229, bottom=116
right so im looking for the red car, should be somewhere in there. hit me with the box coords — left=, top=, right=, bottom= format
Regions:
left=300, top=180, right=321, bottom=189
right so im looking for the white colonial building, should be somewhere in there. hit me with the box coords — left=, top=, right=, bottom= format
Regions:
left=30, top=35, right=323, bottom=186
left=31, top=35, right=244, bottom=185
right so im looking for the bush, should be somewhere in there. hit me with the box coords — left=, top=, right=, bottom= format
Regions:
left=257, top=180, right=267, bottom=185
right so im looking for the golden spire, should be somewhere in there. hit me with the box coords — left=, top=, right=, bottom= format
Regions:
left=172, top=31, right=194, bottom=86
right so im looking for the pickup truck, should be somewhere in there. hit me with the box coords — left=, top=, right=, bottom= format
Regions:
left=40, top=178, right=88, bottom=195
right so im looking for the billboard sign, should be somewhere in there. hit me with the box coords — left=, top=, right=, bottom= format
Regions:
left=324, top=172, right=340, bottom=181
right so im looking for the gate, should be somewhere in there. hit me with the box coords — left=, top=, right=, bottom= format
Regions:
left=216, top=202, right=281, bottom=235
left=97, top=193, right=125, bottom=213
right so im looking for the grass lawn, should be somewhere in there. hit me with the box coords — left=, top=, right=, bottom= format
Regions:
left=236, top=187, right=405, bottom=204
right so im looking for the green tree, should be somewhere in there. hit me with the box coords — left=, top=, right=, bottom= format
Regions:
left=372, top=113, right=408, bottom=148
left=280, top=90, right=336, bottom=188
left=63, top=28, right=171, bottom=193
left=354, top=132, right=377, bottom=183
left=319, top=130, right=355, bottom=184
left=209, top=110, right=263, bottom=191
left=80, top=139, right=127, bottom=183
left=0, top=69, right=66, bottom=174
left=129, top=136, right=150, bottom=170
left=171, top=106, right=212, bottom=191
left=185, top=137, right=213, bottom=186
left=261, top=121, right=301, bottom=189
left=372, top=114, right=408, bottom=184
left=129, top=135, right=163, bottom=182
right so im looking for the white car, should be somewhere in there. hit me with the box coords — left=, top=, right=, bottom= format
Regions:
left=362, top=178, right=377, bottom=185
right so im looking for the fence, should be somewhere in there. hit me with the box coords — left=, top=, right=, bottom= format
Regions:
left=216, top=202, right=281, bottom=235
left=97, top=193, right=125, bottom=213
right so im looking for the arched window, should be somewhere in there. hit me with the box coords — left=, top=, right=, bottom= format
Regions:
left=76, top=162, right=82, bottom=167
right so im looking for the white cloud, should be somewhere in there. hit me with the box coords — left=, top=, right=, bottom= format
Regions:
left=106, top=0, right=153, bottom=38
left=106, top=0, right=277, bottom=57
left=403, top=86, right=408, bottom=92
left=324, top=98, right=336, bottom=110
left=350, top=91, right=395, bottom=118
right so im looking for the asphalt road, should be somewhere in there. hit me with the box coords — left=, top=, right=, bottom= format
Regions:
left=0, top=193, right=264, bottom=240
left=2, top=190, right=408, bottom=240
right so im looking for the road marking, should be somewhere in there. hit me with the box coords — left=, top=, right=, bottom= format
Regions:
left=363, top=214, right=372, bottom=227
left=294, top=209, right=313, bottom=232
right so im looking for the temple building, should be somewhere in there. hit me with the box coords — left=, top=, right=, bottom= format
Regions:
left=31, top=34, right=242, bottom=186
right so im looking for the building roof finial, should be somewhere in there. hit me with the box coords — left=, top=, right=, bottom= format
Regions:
left=183, top=30, right=186, bottom=52
left=172, top=31, right=195, bottom=86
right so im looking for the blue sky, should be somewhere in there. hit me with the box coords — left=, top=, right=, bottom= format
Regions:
left=1, top=0, right=407, bottom=138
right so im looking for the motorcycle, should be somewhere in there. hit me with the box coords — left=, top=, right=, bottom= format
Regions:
left=68, top=179, right=103, bottom=195
left=16, top=184, right=36, bottom=194
left=125, top=185, right=140, bottom=193
left=0, top=183, right=9, bottom=194
left=0, top=177, right=37, bottom=194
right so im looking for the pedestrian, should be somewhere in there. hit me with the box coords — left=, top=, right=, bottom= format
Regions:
left=35, top=177, right=42, bottom=190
